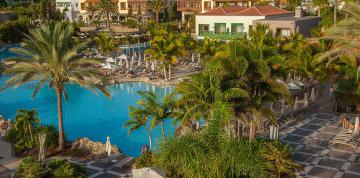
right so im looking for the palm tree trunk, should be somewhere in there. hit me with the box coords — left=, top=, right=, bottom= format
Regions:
left=317, top=7, right=321, bottom=16
left=156, top=12, right=159, bottom=22
left=334, top=0, right=338, bottom=25
left=107, top=11, right=110, bottom=31
left=163, top=66, right=168, bottom=80
left=160, top=121, right=166, bottom=142
left=55, top=85, right=65, bottom=151
left=28, top=124, right=33, bottom=143
left=249, top=120, right=256, bottom=141
left=144, top=127, right=153, bottom=149
left=168, top=64, right=171, bottom=80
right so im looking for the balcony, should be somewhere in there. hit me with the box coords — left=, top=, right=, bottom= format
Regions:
left=177, top=0, right=202, bottom=12
left=198, top=31, right=246, bottom=40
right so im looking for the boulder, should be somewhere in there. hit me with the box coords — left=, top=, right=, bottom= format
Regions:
left=70, top=137, right=120, bottom=159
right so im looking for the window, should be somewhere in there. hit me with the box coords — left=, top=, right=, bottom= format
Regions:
left=215, top=23, right=226, bottom=34
left=199, top=24, right=209, bottom=35
left=204, top=1, right=211, bottom=10
left=81, top=3, right=85, bottom=10
left=276, top=28, right=291, bottom=37
left=231, top=23, right=244, bottom=34
left=75, top=3, right=78, bottom=7
left=121, top=2, right=126, bottom=10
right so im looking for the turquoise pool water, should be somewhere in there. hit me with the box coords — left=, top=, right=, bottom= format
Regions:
left=0, top=46, right=175, bottom=157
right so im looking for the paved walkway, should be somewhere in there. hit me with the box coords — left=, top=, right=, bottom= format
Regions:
left=279, top=84, right=360, bottom=178
left=0, top=137, right=19, bottom=177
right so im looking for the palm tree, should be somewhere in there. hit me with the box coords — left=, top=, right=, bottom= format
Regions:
left=97, top=0, right=118, bottom=31
left=145, top=34, right=184, bottom=80
left=125, top=105, right=153, bottom=149
left=136, top=91, right=175, bottom=142
left=86, top=3, right=99, bottom=24
left=263, top=141, right=302, bottom=178
left=148, top=0, right=166, bottom=22
left=156, top=101, right=269, bottom=177
left=313, top=0, right=328, bottom=16
left=93, top=32, right=119, bottom=56
left=1, top=23, right=110, bottom=151
left=14, top=109, right=40, bottom=143
left=319, top=2, right=360, bottom=80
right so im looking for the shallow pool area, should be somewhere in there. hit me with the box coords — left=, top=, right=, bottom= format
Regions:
left=0, top=46, right=175, bottom=157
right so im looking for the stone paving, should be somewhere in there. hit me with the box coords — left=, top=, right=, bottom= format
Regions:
left=280, top=113, right=360, bottom=178
left=67, top=154, right=135, bottom=178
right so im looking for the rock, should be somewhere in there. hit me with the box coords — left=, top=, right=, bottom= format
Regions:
left=70, top=137, right=120, bottom=159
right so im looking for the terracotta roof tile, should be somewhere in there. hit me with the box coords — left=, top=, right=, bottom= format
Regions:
left=199, top=5, right=289, bottom=16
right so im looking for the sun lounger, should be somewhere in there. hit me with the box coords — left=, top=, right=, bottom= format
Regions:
left=330, top=130, right=354, bottom=146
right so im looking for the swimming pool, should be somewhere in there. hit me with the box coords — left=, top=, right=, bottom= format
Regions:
left=0, top=46, right=175, bottom=157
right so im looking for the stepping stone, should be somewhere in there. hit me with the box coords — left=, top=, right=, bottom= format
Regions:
left=307, top=139, right=329, bottom=148
left=332, top=143, right=356, bottom=152
left=292, top=153, right=316, bottom=163
left=86, top=168, right=99, bottom=176
left=346, top=163, right=360, bottom=173
left=326, top=150, right=353, bottom=160
left=290, top=129, right=314, bottom=136
left=283, top=135, right=304, bottom=142
left=316, top=114, right=335, bottom=119
left=317, top=158, right=346, bottom=169
left=315, top=133, right=336, bottom=140
left=322, top=126, right=341, bottom=133
left=300, top=124, right=322, bottom=131
left=307, top=167, right=337, bottom=178
left=298, top=146, right=324, bottom=155
left=310, top=119, right=328, bottom=125
left=94, top=172, right=121, bottom=178
left=341, top=173, right=360, bottom=178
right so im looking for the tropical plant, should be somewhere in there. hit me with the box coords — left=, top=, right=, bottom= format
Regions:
left=148, top=0, right=166, bottom=22
left=47, top=159, right=86, bottom=178
left=320, top=2, right=360, bottom=81
left=263, top=141, right=302, bottom=178
left=145, top=33, right=184, bottom=80
left=136, top=91, right=176, bottom=142
left=134, top=150, right=154, bottom=168
left=14, top=157, right=49, bottom=178
left=156, top=101, right=269, bottom=177
left=93, top=32, right=120, bottom=56
left=97, top=0, right=118, bottom=30
left=125, top=105, right=153, bottom=149
left=86, top=3, right=99, bottom=24
left=14, top=109, right=40, bottom=143
left=1, top=22, right=110, bottom=151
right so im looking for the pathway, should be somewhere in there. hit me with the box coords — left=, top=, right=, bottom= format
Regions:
left=0, top=137, right=19, bottom=177
left=280, top=84, right=360, bottom=178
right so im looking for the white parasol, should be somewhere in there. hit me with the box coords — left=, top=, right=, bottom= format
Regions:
left=355, top=116, right=359, bottom=133
left=105, top=136, right=111, bottom=157
left=106, top=57, right=116, bottom=63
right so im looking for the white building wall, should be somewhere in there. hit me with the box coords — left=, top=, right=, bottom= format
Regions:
left=195, top=15, right=266, bottom=38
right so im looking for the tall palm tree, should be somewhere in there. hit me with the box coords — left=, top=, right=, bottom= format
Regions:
left=145, top=34, right=184, bottom=80
left=97, top=0, right=118, bottom=31
left=136, top=91, right=175, bottom=142
left=93, top=32, right=119, bottom=56
left=125, top=105, right=153, bottom=149
left=263, top=141, right=302, bottom=178
left=14, top=109, right=40, bottom=143
left=86, top=3, right=99, bottom=24
left=319, top=2, right=360, bottom=81
left=148, top=0, right=166, bottom=22
left=1, top=23, right=110, bottom=151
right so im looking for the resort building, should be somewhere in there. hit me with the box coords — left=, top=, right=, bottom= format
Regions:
left=78, top=0, right=150, bottom=23
left=195, top=5, right=321, bottom=40
left=56, top=0, right=80, bottom=22
left=177, top=0, right=255, bottom=21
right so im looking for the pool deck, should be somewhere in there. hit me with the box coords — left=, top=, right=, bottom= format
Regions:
left=1, top=83, right=359, bottom=178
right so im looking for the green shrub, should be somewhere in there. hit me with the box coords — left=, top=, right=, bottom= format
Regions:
left=134, top=150, right=154, bottom=168
left=35, top=125, right=58, bottom=149
left=15, top=157, right=86, bottom=178
left=0, top=17, right=31, bottom=43
left=14, top=157, right=50, bottom=178
left=48, top=159, right=86, bottom=178
left=5, top=128, right=33, bottom=153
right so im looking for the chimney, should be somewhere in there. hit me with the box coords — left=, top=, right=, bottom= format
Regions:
left=295, top=6, right=303, bottom=18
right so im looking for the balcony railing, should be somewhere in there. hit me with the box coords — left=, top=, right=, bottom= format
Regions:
left=177, top=0, right=202, bottom=12
left=199, top=31, right=246, bottom=40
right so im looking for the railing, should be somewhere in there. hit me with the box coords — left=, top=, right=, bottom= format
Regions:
left=198, top=31, right=246, bottom=40
left=176, top=0, right=202, bottom=12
